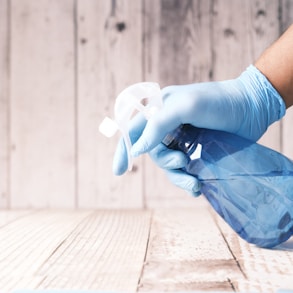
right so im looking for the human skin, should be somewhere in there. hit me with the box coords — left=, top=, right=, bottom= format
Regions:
left=255, top=24, right=293, bottom=109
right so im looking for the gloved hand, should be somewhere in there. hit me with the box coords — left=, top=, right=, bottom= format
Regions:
left=113, top=65, right=286, bottom=195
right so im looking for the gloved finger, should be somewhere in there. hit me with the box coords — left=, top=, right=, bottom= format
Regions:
left=131, top=96, right=185, bottom=157
left=165, top=169, right=201, bottom=197
left=112, top=113, right=147, bottom=175
left=112, top=137, right=128, bottom=175
left=149, top=143, right=189, bottom=169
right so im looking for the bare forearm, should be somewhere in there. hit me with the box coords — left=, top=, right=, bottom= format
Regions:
left=255, top=24, right=293, bottom=108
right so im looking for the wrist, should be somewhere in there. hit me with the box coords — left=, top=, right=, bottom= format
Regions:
left=247, top=64, right=286, bottom=120
left=255, top=24, right=293, bottom=108
left=236, top=65, right=286, bottom=140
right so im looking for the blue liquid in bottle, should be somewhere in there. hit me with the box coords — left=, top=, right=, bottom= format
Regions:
left=163, top=124, right=293, bottom=248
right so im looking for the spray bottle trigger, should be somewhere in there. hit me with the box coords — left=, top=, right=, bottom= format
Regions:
left=99, top=82, right=162, bottom=172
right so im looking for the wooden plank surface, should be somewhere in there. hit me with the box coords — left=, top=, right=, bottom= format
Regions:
left=37, top=210, right=151, bottom=291
left=143, top=0, right=213, bottom=208
left=0, top=0, right=292, bottom=209
left=0, top=206, right=292, bottom=292
left=215, top=212, right=293, bottom=292
left=0, top=209, right=36, bottom=228
left=138, top=204, right=244, bottom=291
left=0, top=209, right=151, bottom=292
left=9, top=0, right=76, bottom=208
left=0, top=0, right=9, bottom=208
left=212, top=0, right=282, bottom=152
left=0, top=210, right=92, bottom=292
left=77, top=0, right=144, bottom=208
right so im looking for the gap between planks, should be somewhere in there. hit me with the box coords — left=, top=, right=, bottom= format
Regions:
left=0, top=209, right=151, bottom=292
left=0, top=205, right=292, bottom=292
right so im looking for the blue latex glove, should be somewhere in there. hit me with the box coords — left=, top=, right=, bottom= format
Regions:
left=113, top=65, right=286, bottom=195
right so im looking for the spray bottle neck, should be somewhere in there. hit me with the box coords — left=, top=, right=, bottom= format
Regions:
left=99, top=82, right=163, bottom=171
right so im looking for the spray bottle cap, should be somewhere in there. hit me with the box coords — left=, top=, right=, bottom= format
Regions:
left=99, top=82, right=163, bottom=171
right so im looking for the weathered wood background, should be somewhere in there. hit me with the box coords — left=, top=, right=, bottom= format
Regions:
left=0, top=0, right=293, bottom=208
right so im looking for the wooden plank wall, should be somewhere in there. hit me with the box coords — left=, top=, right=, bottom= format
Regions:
left=0, top=0, right=9, bottom=208
left=0, top=0, right=292, bottom=209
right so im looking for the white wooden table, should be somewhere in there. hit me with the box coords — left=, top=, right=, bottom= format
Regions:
left=1, top=198, right=293, bottom=293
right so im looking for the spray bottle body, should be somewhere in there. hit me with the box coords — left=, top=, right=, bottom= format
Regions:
left=163, top=124, right=293, bottom=248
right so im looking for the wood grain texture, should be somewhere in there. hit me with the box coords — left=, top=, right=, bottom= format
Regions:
left=0, top=210, right=151, bottom=292
left=137, top=204, right=245, bottom=291
left=156, top=0, right=213, bottom=86
left=0, top=210, right=92, bottom=292
left=0, top=208, right=292, bottom=292
left=211, top=0, right=253, bottom=79
left=143, top=0, right=213, bottom=208
left=215, top=212, right=293, bottom=292
left=212, top=0, right=279, bottom=79
left=212, top=0, right=282, bottom=152
left=0, top=0, right=292, bottom=208
left=77, top=0, right=144, bottom=208
left=9, top=0, right=76, bottom=207
left=0, top=0, right=9, bottom=208
left=37, top=210, right=151, bottom=291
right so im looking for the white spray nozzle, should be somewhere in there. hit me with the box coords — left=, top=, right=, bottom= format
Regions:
left=99, top=82, right=162, bottom=171
left=99, top=117, right=119, bottom=138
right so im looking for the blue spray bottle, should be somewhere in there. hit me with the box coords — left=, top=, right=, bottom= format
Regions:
left=100, top=82, right=293, bottom=248
left=163, top=124, right=293, bottom=248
